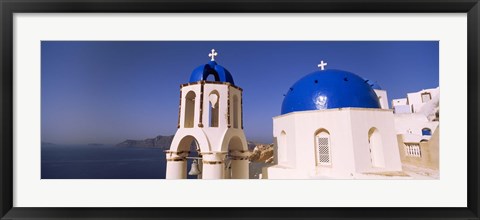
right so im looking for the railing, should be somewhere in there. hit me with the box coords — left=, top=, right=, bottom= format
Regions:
left=405, top=143, right=421, bottom=157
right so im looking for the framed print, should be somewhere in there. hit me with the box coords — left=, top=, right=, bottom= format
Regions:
left=1, top=0, right=479, bottom=219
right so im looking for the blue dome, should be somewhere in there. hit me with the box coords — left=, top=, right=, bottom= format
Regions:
left=189, top=61, right=235, bottom=85
left=281, top=69, right=381, bottom=114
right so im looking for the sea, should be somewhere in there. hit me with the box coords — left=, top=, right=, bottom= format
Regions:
left=41, top=144, right=266, bottom=179
left=41, top=144, right=169, bottom=179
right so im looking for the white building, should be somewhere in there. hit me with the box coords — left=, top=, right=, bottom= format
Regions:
left=265, top=62, right=403, bottom=179
left=165, top=49, right=250, bottom=179
left=392, top=87, right=439, bottom=143
left=392, top=87, right=439, bottom=116
left=392, top=88, right=439, bottom=169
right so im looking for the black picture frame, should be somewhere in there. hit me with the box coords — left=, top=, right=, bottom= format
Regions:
left=1, top=0, right=479, bottom=219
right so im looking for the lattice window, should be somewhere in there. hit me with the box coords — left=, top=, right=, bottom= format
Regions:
left=316, top=132, right=331, bottom=165
left=405, top=143, right=422, bottom=157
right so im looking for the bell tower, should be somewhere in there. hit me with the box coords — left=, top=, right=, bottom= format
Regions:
left=165, top=49, right=250, bottom=179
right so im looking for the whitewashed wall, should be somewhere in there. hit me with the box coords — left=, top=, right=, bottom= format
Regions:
left=268, top=108, right=402, bottom=179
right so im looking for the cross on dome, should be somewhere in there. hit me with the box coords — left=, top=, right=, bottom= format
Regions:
left=318, top=60, right=328, bottom=70
left=208, top=49, right=218, bottom=61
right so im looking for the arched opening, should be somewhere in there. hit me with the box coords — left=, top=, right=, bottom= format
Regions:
left=167, top=135, right=202, bottom=179
left=179, top=136, right=203, bottom=179
left=227, top=136, right=244, bottom=150
left=315, top=129, right=331, bottom=166
left=205, top=71, right=220, bottom=82
left=209, top=91, right=219, bottom=127
left=368, top=128, right=385, bottom=168
left=233, top=95, right=239, bottom=128
left=422, top=128, right=432, bottom=136
left=226, top=136, right=248, bottom=179
left=184, top=91, right=196, bottom=128
left=279, top=131, right=287, bottom=163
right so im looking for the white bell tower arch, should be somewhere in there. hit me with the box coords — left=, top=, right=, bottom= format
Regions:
left=166, top=49, right=249, bottom=179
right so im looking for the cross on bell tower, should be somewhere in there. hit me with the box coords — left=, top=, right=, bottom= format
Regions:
left=208, top=49, right=218, bottom=61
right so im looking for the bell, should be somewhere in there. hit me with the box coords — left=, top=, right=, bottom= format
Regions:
left=188, top=159, right=201, bottom=176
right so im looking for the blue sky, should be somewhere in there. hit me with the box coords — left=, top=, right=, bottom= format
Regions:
left=41, top=41, right=438, bottom=144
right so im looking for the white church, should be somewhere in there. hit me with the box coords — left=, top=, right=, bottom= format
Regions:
left=264, top=61, right=404, bottom=179
left=165, top=49, right=437, bottom=180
